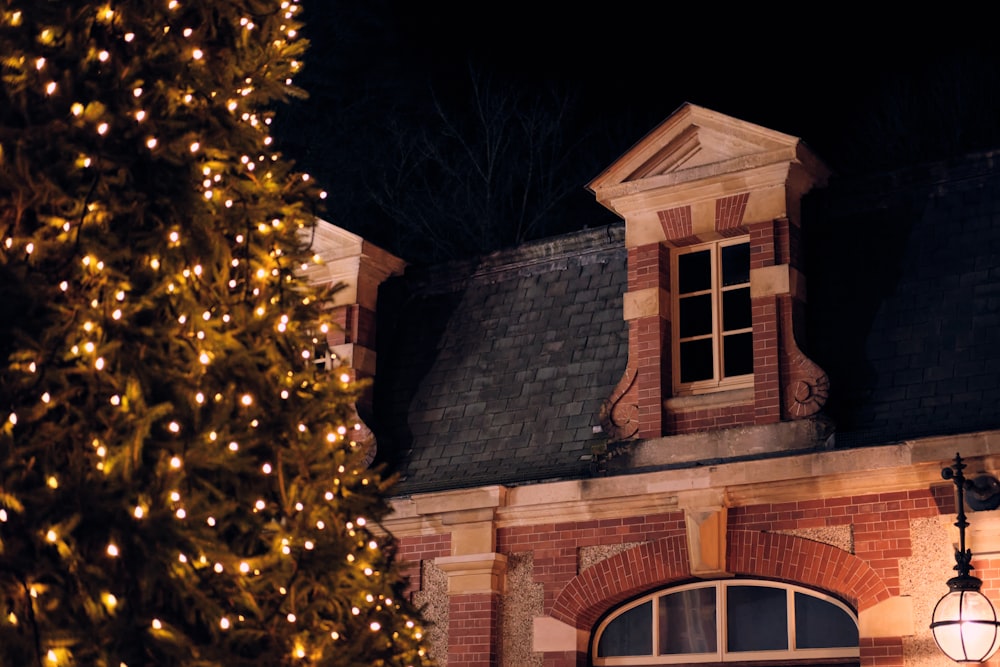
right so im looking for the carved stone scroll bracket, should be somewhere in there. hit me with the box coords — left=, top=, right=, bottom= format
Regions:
left=599, top=365, right=639, bottom=442
left=781, top=321, right=829, bottom=419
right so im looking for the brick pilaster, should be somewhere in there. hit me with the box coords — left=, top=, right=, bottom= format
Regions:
left=448, top=592, right=500, bottom=667
left=625, top=243, right=670, bottom=438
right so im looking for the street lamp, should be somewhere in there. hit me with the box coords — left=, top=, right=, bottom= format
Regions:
left=931, top=453, right=1000, bottom=662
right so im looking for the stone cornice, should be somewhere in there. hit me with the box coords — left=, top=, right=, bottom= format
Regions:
left=384, top=431, right=1000, bottom=537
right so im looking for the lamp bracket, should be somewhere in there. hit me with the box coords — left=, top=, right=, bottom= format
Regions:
left=967, top=473, right=1000, bottom=512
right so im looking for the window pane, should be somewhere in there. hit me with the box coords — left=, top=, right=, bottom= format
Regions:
left=727, top=585, right=788, bottom=652
left=721, top=287, right=750, bottom=331
left=678, top=250, right=711, bottom=294
left=721, top=243, right=749, bottom=286
left=795, top=593, right=859, bottom=648
left=679, top=294, right=712, bottom=338
left=597, top=601, right=652, bottom=657
left=680, top=339, right=714, bottom=383
left=722, top=332, right=753, bottom=377
left=659, top=587, right=717, bottom=654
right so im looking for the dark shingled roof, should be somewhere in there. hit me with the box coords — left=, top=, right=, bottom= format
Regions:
left=373, top=225, right=628, bottom=494
left=371, top=150, right=1000, bottom=494
left=806, top=151, right=1000, bottom=448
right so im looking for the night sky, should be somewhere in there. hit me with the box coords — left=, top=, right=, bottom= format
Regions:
left=276, top=2, right=1000, bottom=261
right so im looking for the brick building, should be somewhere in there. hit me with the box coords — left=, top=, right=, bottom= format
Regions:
left=316, top=104, right=1000, bottom=667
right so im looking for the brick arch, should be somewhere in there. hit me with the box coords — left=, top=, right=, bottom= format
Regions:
left=551, top=535, right=690, bottom=629
left=551, top=530, right=892, bottom=631
left=727, top=530, right=892, bottom=611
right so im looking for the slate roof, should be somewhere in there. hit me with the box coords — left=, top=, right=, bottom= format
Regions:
left=806, top=151, right=1000, bottom=448
left=371, top=149, right=1000, bottom=495
left=373, top=225, right=628, bottom=494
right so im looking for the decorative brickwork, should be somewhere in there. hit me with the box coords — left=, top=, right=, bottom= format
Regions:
left=550, top=535, right=690, bottom=629
left=497, top=513, right=684, bottom=614
left=657, top=205, right=696, bottom=244
left=716, top=192, right=749, bottom=236
left=727, top=531, right=889, bottom=610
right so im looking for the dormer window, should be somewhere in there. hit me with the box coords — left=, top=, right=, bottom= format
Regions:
left=673, top=238, right=752, bottom=395
left=589, top=104, right=831, bottom=439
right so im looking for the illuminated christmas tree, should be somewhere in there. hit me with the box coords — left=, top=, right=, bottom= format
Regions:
left=0, top=1, right=432, bottom=665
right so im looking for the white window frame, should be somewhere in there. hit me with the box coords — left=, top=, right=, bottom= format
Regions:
left=671, top=238, right=753, bottom=396
left=591, top=579, right=860, bottom=666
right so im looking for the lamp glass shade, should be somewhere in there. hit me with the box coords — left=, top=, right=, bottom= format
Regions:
left=931, top=588, right=1000, bottom=662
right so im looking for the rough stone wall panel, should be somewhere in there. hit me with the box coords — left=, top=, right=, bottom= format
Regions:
left=501, top=553, right=544, bottom=667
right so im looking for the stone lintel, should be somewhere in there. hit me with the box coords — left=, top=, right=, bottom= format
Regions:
left=435, top=553, right=508, bottom=595
left=532, top=616, right=590, bottom=653
left=621, top=164, right=792, bottom=249
left=413, top=485, right=507, bottom=516
left=858, top=596, right=913, bottom=637
left=623, top=287, right=669, bottom=320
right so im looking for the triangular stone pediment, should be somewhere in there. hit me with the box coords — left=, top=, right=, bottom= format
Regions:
left=588, top=103, right=824, bottom=196
left=586, top=103, right=829, bottom=229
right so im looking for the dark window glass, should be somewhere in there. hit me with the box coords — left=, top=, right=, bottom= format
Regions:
left=721, top=287, right=751, bottom=331
left=678, top=250, right=711, bottom=294
left=597, top=601, right=652, bottom=657
left=721, top=243, right=750, bottom=287
left=727, top=585, right=788, bottom=652
left=795, top=593, right=859, bottom=648
left=722, top=332, right=753, bottom=377
left=659, top=587, right=717, bottom=654
left=679, top=294, right=712, bottom=338
left=680, top=339, right=714, bottom=383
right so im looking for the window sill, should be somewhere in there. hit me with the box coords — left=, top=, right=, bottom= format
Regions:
left=664, top=386, right=754, bottom=411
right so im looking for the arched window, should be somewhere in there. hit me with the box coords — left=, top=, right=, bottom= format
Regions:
left=592, top=579, right=859, bottom=665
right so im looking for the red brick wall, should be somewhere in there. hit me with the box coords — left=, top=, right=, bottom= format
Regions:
left=626, top=243, right=669, bottom=438
left=397, top=532, right=451, bottom=598
left=730, top=488, right=945, bottom=600
left=861, top=637, right=905, bottom=667
left=665, top=401, right=756, bottom=433
left=399, top=484, right=962, bottom=666
left=449, top=593, right=499, bottom=667
left=498, top=513, right=684, bottom=615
